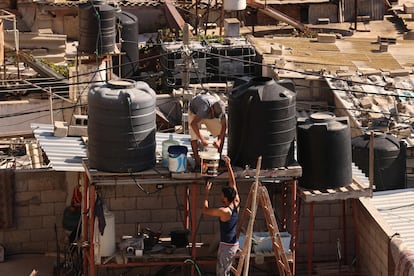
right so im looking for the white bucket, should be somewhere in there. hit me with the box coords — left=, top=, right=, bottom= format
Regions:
left=199, top=150, right=220, bottom=177
left=94, top=209, right=116, bottom=264
left=168, top=145, right=188, bottom=173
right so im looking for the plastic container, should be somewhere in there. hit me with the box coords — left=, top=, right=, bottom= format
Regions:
left=168, top=145, right=188, bottom=173
left=94, top=209, right=116, bottom=264
left=252, top=232, right=291, bottom=254
left=199, top=148, right=220, bottom=177
left=162, top=134, right=179, bottom=167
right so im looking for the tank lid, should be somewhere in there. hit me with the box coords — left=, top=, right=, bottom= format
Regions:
left=310, top=112, right=336, bottom=122
left=107, top=79, right=135, bottom=89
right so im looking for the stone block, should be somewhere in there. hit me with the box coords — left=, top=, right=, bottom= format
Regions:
left=379, top=43, right=388, bottom=52
left=317, top=33, right=336, bottom=43
left=54, top=121, right=68, bottom=137
left=224, top=18, right=240, bottom=37
left=404, top=3, right=414, bottom=14
left=389, top=69, right=410, bottom=77
left=68, top=125, right=87, bottom=137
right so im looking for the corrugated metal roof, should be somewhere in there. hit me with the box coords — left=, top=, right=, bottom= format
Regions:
left=31, top=123, right=227, bottom=172
left=368, top=189, right=414, bottom=250
left=31, top=123, right=87, bottom=172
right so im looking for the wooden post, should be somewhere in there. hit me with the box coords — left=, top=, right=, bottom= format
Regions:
left=369, top=131, right=374, bottom=197
left=243, top=156, right=262, bottom=276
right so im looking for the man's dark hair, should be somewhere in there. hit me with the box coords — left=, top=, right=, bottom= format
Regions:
left=222, top=186, right=236, bottom=202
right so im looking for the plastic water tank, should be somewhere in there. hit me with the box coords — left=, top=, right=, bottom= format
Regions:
left=352, top=132, right=406, bottom=191
left=224, top=0, right=247, bottom=10
left=88, top=79, right=156, bottom=172
left=228, top=76, right=296, bottom=169
left=297, top=112, right=352, bottom=189
left=78, top=0, right=116, bottom=54
left=112, top=11, right=139, bottom=78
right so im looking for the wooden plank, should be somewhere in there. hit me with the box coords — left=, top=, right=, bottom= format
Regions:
left=298, top=179, right=371, bottom=202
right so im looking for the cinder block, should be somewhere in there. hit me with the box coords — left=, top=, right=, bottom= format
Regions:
left=72, top=114, right=88, bottom=126
left=124, top=210, right=151, bottom=224
left=389, top=69, right=410, bottom=77
left=17, top=216, right=42, bottom=230
left=379, top=43, right=388, bottom=52
left=54, top=121, right=68, bottom=137
left=224, top=18, right=240, bottom=37
left=109, top=197, right=136, bottom=211
left=317, top=33, right=336, bottom=43
left=404, top=30, right=414, bottom=40
left=68, top=125, right=87, bottom=137
left=29, top=203, right=55, bottom=216
left=30, top=228, right=55, bottom=242
left=41, top=190, right=67, bottom=203
left=404, top=3, right=414, bottom=14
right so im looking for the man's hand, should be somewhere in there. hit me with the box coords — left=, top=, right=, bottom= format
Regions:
left=206, top=181, right=213, bottom=193
left=213, top=139, right=222, bottom=149
left=200, top=138, right=209, bottom=147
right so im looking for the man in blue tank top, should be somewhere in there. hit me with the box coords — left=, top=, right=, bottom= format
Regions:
left=202, top=156, right=240, bottom=276
left=188, top=93, right=227, bottom=167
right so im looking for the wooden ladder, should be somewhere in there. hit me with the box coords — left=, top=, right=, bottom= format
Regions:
left=231, top=158, right=292, bottom=276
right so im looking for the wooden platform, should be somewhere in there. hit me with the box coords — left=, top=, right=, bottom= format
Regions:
left=83, top=159, right=302, bottom=186
left=298, top=177, right=372, bottom=202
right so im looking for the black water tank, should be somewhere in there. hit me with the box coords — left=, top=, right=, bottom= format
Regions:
left=352, top=132, right=406, bottom=191
left=112, top=11, right=139, bottom=78
left=88, top=79, right=156, bottom=172
left=297, top=112, right=352, bottom=189
left=78, top=0, right=116, bottom=55
left=228, top=76, right=296, bottom=169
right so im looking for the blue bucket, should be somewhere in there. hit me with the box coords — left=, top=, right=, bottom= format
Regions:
left=168, top=145, right=188, bottom=173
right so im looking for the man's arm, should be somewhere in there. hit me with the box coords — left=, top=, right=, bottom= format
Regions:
left=213, top=116, right=227, bottom=152
left=190, top=115, right=209, bottom=147
left=224, top=156, right=240, bottom=206
left=202, top=181, right=228, bottom=219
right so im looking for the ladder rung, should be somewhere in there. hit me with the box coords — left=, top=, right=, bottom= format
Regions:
left=272, top=241, right=281, bottom=249
left=246, top=208, right=252, bottom=215
left=230, top=266, right=237, bottom=274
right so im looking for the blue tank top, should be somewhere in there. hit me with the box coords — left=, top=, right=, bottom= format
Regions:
left=219, top=206, right=238, bottom=244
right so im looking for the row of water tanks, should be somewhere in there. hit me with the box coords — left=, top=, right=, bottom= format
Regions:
left=87, top=77, right=406, bottom=191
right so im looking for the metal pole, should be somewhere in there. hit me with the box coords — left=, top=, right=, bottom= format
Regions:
left=49, top=87, right=54, bottom=124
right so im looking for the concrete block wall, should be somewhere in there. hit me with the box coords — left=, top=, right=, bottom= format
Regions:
left=3, top=169, right=384, bottom=275
left=0, top=171, right=70, bottom=254
left=357, top=199, right=394, bottom=276
left=294, top=199, right=356, bottom=272
left=98, top=179, right=265, bottom=251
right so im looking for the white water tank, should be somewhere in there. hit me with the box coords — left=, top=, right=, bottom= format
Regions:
left=94, top=209, right=116, bottom=264
left=224, top=0, right=246, bottom=11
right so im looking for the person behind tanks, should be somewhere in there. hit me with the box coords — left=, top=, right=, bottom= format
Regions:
left=188, top=93, right=226, bottom=167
